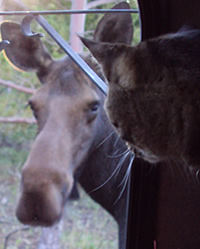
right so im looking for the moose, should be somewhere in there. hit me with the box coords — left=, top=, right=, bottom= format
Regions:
left=1, top=2, right=143, bottom=248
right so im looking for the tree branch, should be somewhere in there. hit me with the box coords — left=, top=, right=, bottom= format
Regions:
left=70, top=0, right=87, bottom=53
left=87, top=0, right=118, bottom=9
left=0, top=220, right=14, bottom=225
left=4, top=226, right=30, bottom=249
left=0, top=117, right=36, bottom=124
left=11, top=0, right=27, bottom=10
left=0, top=79, right=36, bottom=94
left=38, top=220, right=63, bottom=249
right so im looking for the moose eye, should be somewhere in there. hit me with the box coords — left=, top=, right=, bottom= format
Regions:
left=89, top=100, right=100, bottom=113
left=86, top=101, right=100, bottom=123
left=90, top=102, right=100, bottom=112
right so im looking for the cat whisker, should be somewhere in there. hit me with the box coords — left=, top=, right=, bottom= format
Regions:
left=118, top=154, right=134, bottom=188
left=114, top=151, right=130, bottom=177
left=114, top=135, right=120, bottom=147
left=185, top=164, right=195, bottom=184
left=166, top=158, right=176, bottom=180
left=146, top=162, right=158, bottom=177
left=113, top=148, right=123, bottom=156
left=88, top=149, right=131, bottom=194
left=89, top=149, right=134, bottom=196
left=172, top=158, right=189, bottom=183
left=106, top=148, right=131, bottom=159
left=95, top=131, right=115, bottom=149
left=114, top=153, right=135, bottom=205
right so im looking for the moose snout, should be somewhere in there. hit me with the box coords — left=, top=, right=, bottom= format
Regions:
left=16, top=187, right=62, bottom=226
left=16, top=166, right=73, bottom=226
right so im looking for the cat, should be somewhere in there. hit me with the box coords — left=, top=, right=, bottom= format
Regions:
left=80, top=28, right=200, bottom=167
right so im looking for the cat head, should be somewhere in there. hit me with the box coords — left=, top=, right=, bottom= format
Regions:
left=81, top=28, right=200, bottom=167
left=80, top=37, right=141, bottom=91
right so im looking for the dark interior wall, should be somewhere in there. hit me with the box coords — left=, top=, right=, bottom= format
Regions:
left=126, top=1, right=200, bottom=249
left=138, top=0, right=200, bottom=40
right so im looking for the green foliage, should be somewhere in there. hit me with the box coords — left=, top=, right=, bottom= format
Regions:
left=60, top=188, right=118, bottom=249
left=0, top=124, right=37, bottom=168
left=0, top=0, right=141, bottom=169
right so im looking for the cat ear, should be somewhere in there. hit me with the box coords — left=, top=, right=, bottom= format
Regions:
left=80, top=36, right=135, bottom=89
left=80, top=37, right=108, bottom=62
left=80, top=37, right=119, bottom=81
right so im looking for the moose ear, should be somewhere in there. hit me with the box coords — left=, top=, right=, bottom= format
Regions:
left=1, top=21, right=52, bottom=72
left=0, top=40, right=9, bottom=52
left=94, top=2, right=133, bottom=44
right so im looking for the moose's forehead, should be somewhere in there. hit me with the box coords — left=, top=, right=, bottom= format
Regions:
left=31, top=56, right=100, bottom=106
left=39, top=56, right=98, bottom=96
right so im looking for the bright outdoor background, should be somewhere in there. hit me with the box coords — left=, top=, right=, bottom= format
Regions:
left=0, top=0, right=140, bottom=248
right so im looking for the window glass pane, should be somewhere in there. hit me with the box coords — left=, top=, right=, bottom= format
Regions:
left=0, top=1, right=140, bottom=248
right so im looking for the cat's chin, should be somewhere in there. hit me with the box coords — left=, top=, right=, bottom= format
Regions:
left=127, top=143, right=161, bottom=164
